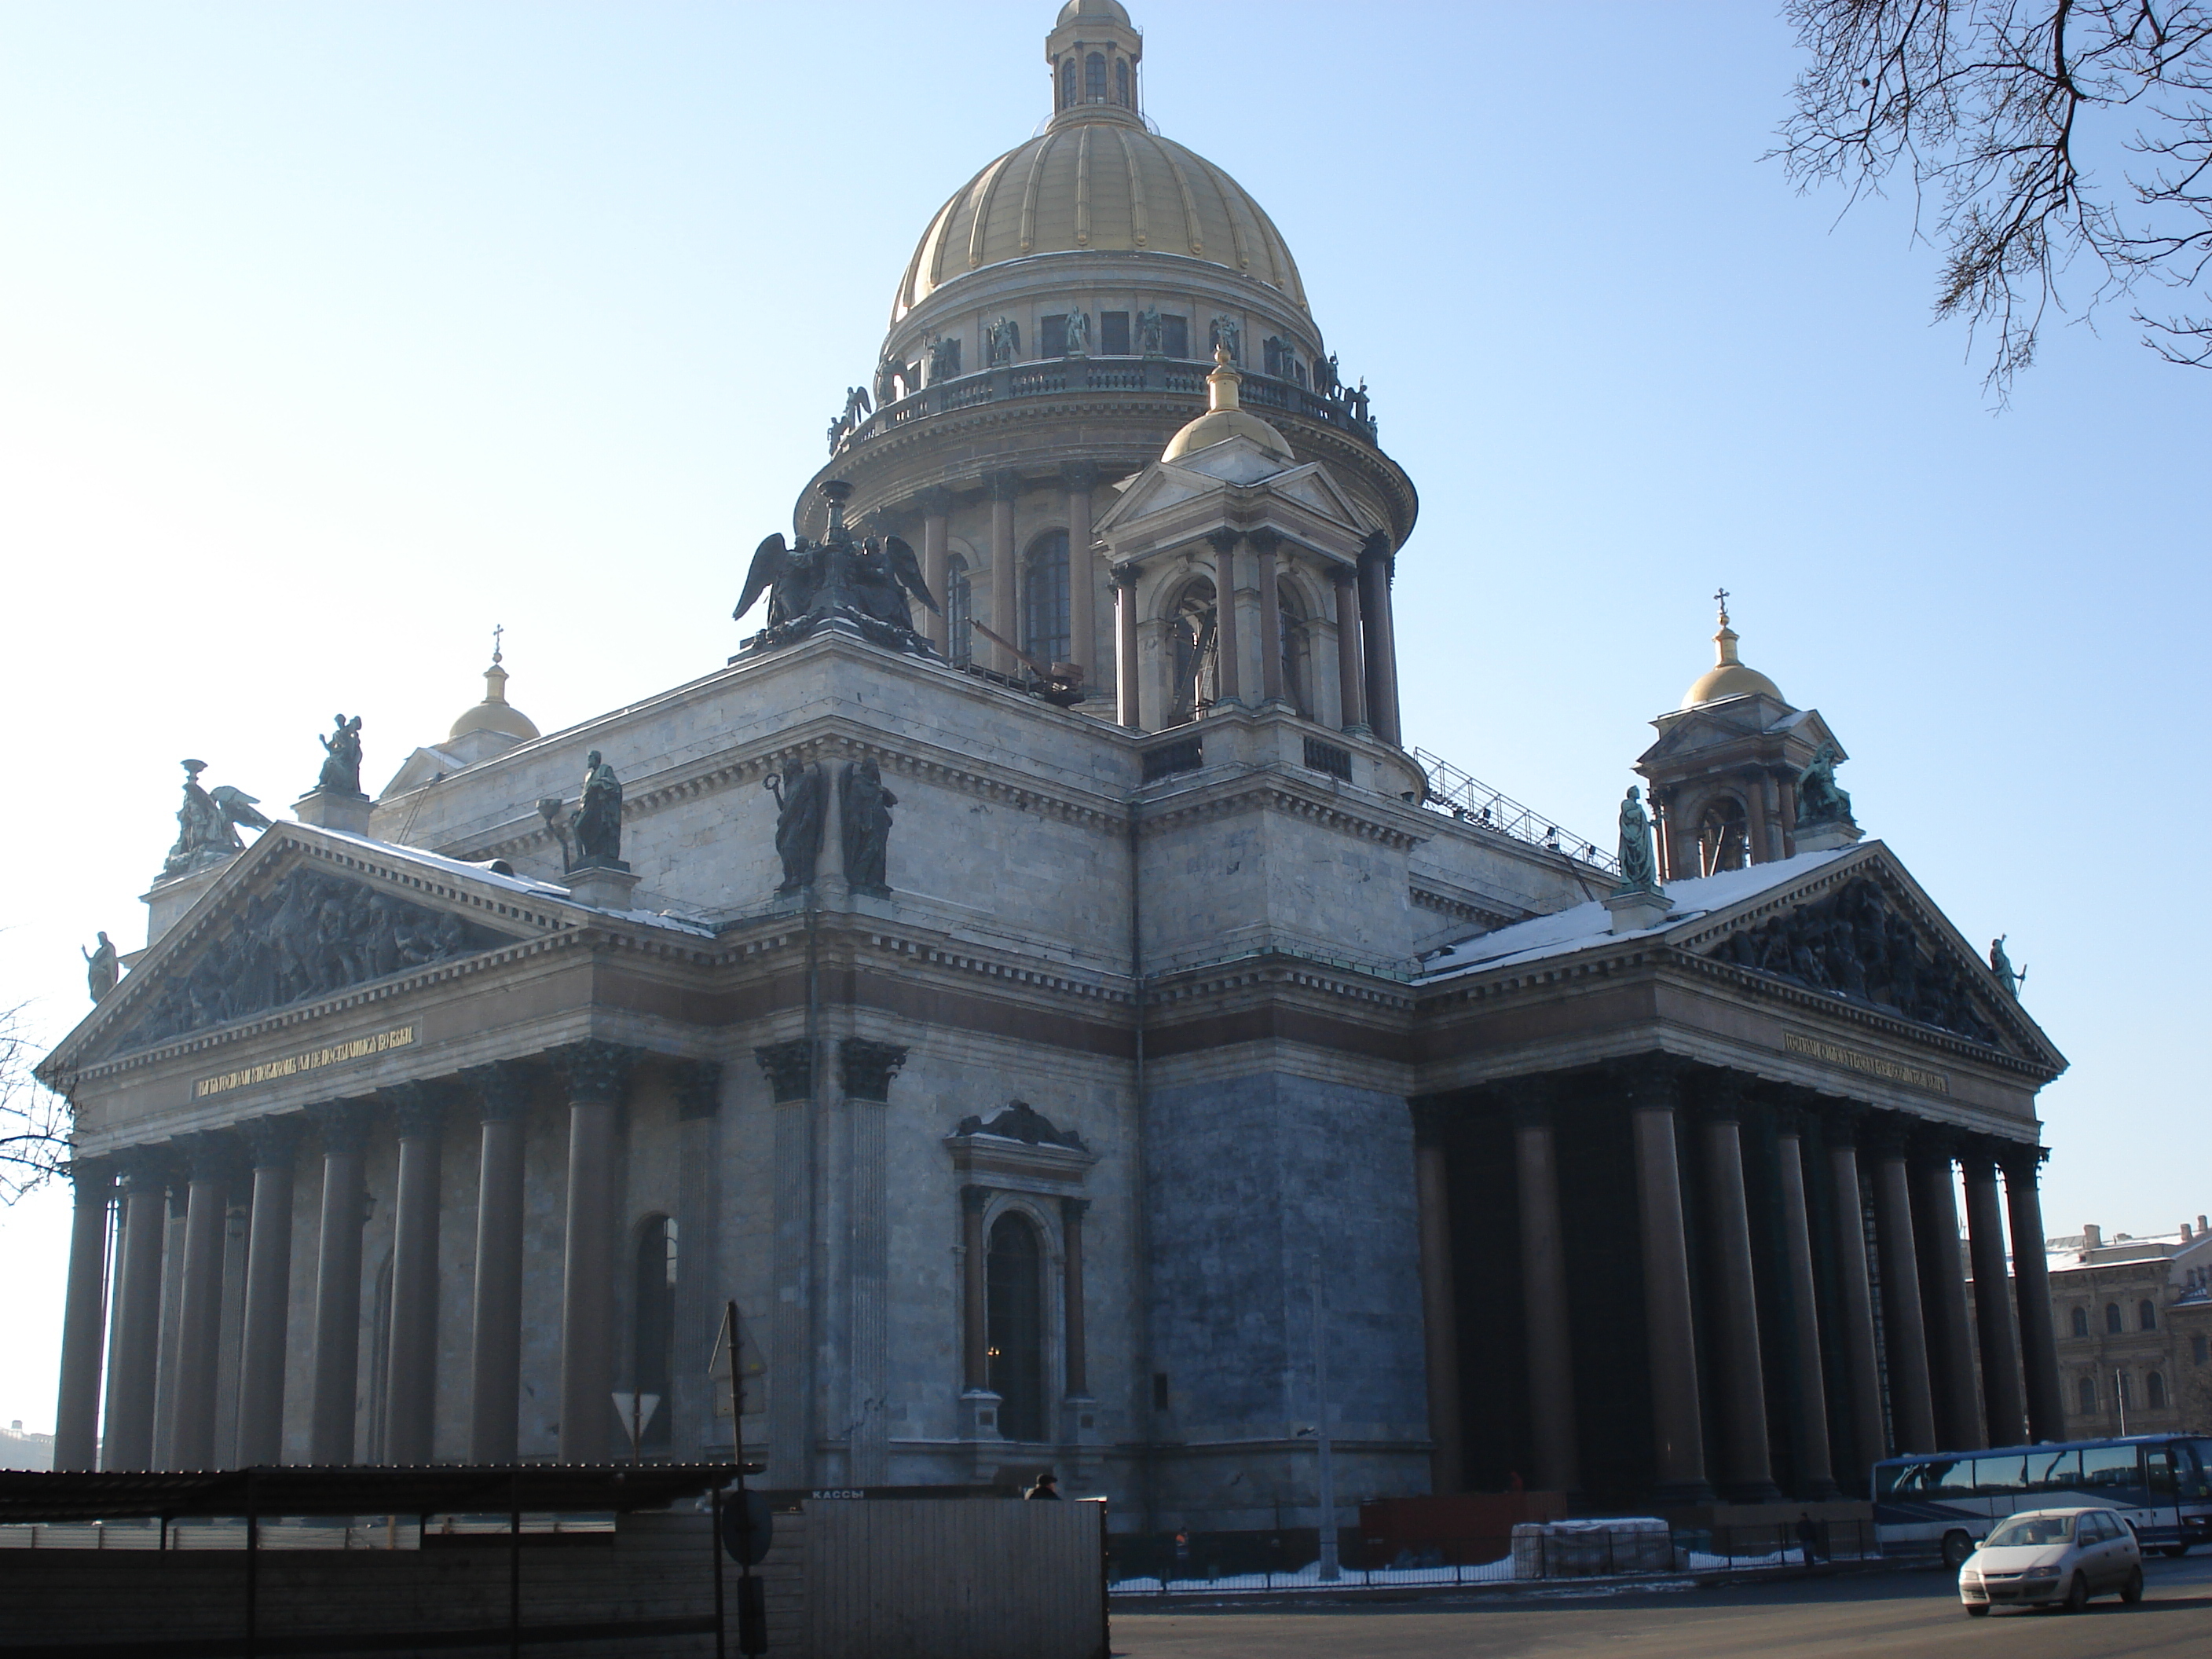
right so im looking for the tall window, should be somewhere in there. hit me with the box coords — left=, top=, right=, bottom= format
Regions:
left=1168, top=577, right=1219, bottom=725
left=633, top=1215, right=677, bottom=1452
left=1115, top=58, right=1130, bottom=107
left=1086, top=52, right=1106, bottom=103
left=2072, top=1306, right=2090, bottom=1338
left=2140, top=1298, right=2158, bottom=1330
left=2108, top=1303, right=2125, bottom=1335
left=986, top=1212, right=1045, bottom=1442
left=946, top=554, right=973, bottom=667
left=1059, top=57, right=1075, bottom=109
left=2193, top=1334, right=2208, bottom=1364
left=1278, top=584, right=1310, bottom=718
left=1100, top=310, right=1130, bottom=356
left=1697, top=797, right=1749, bottom=874
left=1023, top=530, right=1071, bottom=665
left=1160, top=313, right=1189, bottom=359
left=2148, top=1372, right=2167, bottom=1408
left=2079, top=1376, right=2098, bottom=1414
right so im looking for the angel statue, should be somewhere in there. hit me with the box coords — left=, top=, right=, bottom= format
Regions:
left=315, top=713, right=364, bottom=797
left=734, top=480, right=939, bottom=656
left=1795, top=740, right=1855, bottom=829
left=160, top=758, right=275, bottom=880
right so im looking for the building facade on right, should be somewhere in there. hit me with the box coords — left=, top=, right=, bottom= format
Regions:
left=2048, top=1217, right=2212, bottom=1435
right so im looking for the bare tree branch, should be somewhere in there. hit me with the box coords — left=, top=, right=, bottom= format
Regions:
left=1777, top=0, right=2212, bottom=397
left=0, top=1002, right=73, bottom=1204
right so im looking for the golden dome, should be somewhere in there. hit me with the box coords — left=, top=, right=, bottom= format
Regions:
left=1682, top=600, right=1785, bottom=709
left=1163, top=346, right=1295, bottom=463
left=451, top=654, right=540, bottom=743
left=892, top=118, right=1308, bottom=318
left=1057, top=0, right=1130, bottom=21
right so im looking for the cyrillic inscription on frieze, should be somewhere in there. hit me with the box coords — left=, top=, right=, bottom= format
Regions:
left=1783, top=1030, right=1948, bottom=1095
left=195, top=1024, right=418, bottom=1099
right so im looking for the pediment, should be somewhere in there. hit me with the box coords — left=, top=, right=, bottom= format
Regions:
left=1678, top=845, right=2060, bottom=1071
left=56, top=827, right=544, bottom=1071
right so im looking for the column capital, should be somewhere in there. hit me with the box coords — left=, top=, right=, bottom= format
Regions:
left=987, top=468, right=1024, bottom=504
left=1246, top=526, right=1282, bottom=556
left=961, top=1183, right=993, bottom=1216
left=1059, top=1195, right=1091, bottom=1224
left=1617, top=1053, right=1690, bottom=1115
left=552, top=1039, right=641, bottom=1107
left=1692, top=1070, right=1756, bottom=1124
left=383, top=1080, right=450, bottom=1141
left=1492, top=1075, right=1557, bottom=1130
left=672, top=1058, right=725, bottom=1121
left=1204, top=526, right=1241, bottom=558
left=1909, top=1125, right=1965, bottom=1169
left=1328, top=562, right=1360, bottom=589
left=753, top=1039, right=815, bottom=1104
left=112, top=1144, right=178, bottom=1194
left=241, top=1114, right=303, bottom=1169
left=1111, top=561, right=1141, bottom=590
left=1060, top=461, right=1100, bottom=492
left=838, top=1038, right=908, bottom=1103
left=1996, top=1141, right=2049, bottom=1184
left=1357, top=529, right=1394, bottom=577
left=918, top=484, right=956, bottom=516
left=463, top=1060, right=536, bottom=1123
left=62, top=1155, right=114, bottom=1191
left=307, top=1101, right=374, bottom=1161
left=1408, top=1097, right=1456, bottom=1146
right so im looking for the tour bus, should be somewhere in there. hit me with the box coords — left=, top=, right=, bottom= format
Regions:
left=1873, top=1434, right=2212, bottom=1566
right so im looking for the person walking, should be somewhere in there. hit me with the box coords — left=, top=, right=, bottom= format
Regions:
left=1025, top=1470, right=1061, bottom=1500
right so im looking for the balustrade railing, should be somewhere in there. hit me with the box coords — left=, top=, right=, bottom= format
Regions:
left=833, top=357, right=1379, bottom=454
left=1413, top=745, right=1618, bottom=876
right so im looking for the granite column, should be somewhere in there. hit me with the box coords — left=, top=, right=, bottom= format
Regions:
left=104, top=1151, right=169, bottom=1470
left=383, top=1085, right=445, bottom=1465
left=1961, top=1149, right=2027, bottom=1449
left=1509, top=1087, right=1577, bottom=1496
left=1412, top=1106, right=1463, bottom=1495
left=1207, top=529, right=1243, bottom=705
left=308, top=1103, right=372, bottom=1465
left=1701, top=1086, right=1780, bottom=1501
left=168, top=1133, right=235, bottom=1470
left=1251, top=527, right=1285, bottom=705
left=1064, top=463, right=1097, bottom=680
left=1914, top=1146, right=1983, bottom=1450
left=1630, top=1068, right=1711, bottom=1502
left=1330, top=567, right=1367, bottom=733
left=918, top=487, right=952, bottom=654
left=1356, top=533, right=1401, bottom=745
left=1872, top=1132, right=1938, bottom=1455
left=987, top=471, right=1019, bottom=676
left=1113, top=566, right=1142, bottom=730
left=236, top=1117, right=299, bottom=1467
left=467, top=1063, right=532, bottom=1462
left=2001, top=1146, right=2065, bottom=1441
left=1825, top=1126, right=1890, bottom=1485
left=557, top=1042, right=638, bottom=1463
left=53, top=1159, right=112, bottom=1470
left=1774, top=1113, right=1838, bottom=1497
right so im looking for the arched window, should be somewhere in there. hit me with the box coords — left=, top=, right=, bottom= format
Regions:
left=2072, top=1306, right=2090, bottom=1339
left=1059, top=57, right=1075, bottom=110
left=1278, top=583, right=1311, bottom=718
left=946, top=554, right=973, bottom=668
left=2148, top=1371, right=2167, bottom=1408
left=1167, top=577, right=1218, bottom=726
left=2079, top=1375, right=2098, bottom=1414
left=2108, top=1303, right=2125, bottom=1335
left=632, top=1215, right=677, bottom=1453
left=1086, top=52, right=1106, bottom=102
left=986, top=1211, right=1045, bottom=1442
left=1115, top=58, right=1130, bottom=108
left=2140, top=1298, right=2158, bottom=1331
left=1022, top=530, right=1071, bottom=665
left=1696, top=796, right=1749, bottom=875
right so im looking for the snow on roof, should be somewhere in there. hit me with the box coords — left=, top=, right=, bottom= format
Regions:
left=1417, top=848, right=1854, bottom=983
left=300, top=826, right=715, bottom=938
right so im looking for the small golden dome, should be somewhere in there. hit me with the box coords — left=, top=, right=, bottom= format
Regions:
left=893, top=123, right=1306, bottom=317
left=1163, top=346, right=1296, bottom=463
left=450, top=648, right=541, bottom=743
left=1682, top=599, right=1785, bottom=709
left=1057, top=0, right=1130, bottom=22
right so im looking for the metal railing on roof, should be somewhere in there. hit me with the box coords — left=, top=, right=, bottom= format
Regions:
left=1412, top=747, right=1618, bottom=876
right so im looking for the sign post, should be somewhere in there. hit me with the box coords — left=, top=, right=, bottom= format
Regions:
left=711, top=1300, right=770, bottom=1656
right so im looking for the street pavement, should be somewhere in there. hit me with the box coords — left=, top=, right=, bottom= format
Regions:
left=1111, top=1551, right=2212, bottom=1657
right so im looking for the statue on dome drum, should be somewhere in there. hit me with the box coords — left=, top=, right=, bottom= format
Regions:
left=1207, top=315, right=1240, bottom=363
left=987, top=317, right=1020, bottom=366
left=1795, top=739, right=1855, bottom=829
left=1062, top=308, right=1090, bottom=356
left=569, top=750, right=626, bottom=871
left=826, top=384, right=873, bottom=455
left=735, top=481, right=941, bottom=657
left=1137, top=305, right=1163, bottom=357
left=1613, top=786, right=1662, bottom=895
left=314, top=713, right=365, bottom=797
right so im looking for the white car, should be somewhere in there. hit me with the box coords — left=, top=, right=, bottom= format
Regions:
left=1958, top=1507, right=2144, bottom=1615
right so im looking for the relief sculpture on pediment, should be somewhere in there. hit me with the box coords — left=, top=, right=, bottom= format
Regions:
left=1705, top=876, right=1999, bottom=1046
left=113, top=870, right=511, bottom=1055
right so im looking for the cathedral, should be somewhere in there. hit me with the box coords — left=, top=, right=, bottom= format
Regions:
left=42, top=1, right=2067, bottom=1538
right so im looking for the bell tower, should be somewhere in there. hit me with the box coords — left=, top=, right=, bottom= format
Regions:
left=1046, top=0, right=1143, bottom=126
left=1634, top=595, right=1858, bottom=880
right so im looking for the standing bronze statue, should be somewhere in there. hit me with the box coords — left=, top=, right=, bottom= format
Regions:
left=840, top=758, right=898, bottom=898
left=765, top=758, right=826, bottom=893
left=1613, top=786, right=1661, bottom=895
left=82, top=932, right=119, bottom=1002
left=1989, top=935, right=2027, bottom=998
left=570, top=751, right=625, bottom=870
left=316, top=714, right=365, bottom=797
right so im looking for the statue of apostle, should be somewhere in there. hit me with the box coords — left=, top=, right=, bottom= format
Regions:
left=1613, top=786, right=1661, bottom=895
left=316, top=714, right=364, bottom=797
left=841, top=758, right=898, bottom=898
left=82, top=932, right=119, bottom=1002
left=569, top=751, right=624, bottom=869
left=765, top=758, right=826, bottom=893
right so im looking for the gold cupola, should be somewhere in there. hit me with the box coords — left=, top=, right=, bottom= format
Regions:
left=450, top=635, right=541, bottom=743
left=1162, top=345, right=1296, bottom=464
left=1680, top=595, right=1785, bottom=709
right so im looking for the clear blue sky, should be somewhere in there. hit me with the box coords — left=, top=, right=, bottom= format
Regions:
left=0, top=1, right=2203, bottom=1432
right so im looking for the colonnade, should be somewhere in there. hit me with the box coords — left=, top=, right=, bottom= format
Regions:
left=1414, top=1060, right=2064, bottom=1503
left=892, top=471, right=1403, bottom=745
left=52, top=1042, right=716, bottom=1472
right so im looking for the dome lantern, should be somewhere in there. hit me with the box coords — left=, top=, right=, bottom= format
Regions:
left=1680, top=591, right=1785, bottom=709
left=1046, top=0, right=1143, bottom=130
left=451, top=628, right=541, bottom=744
